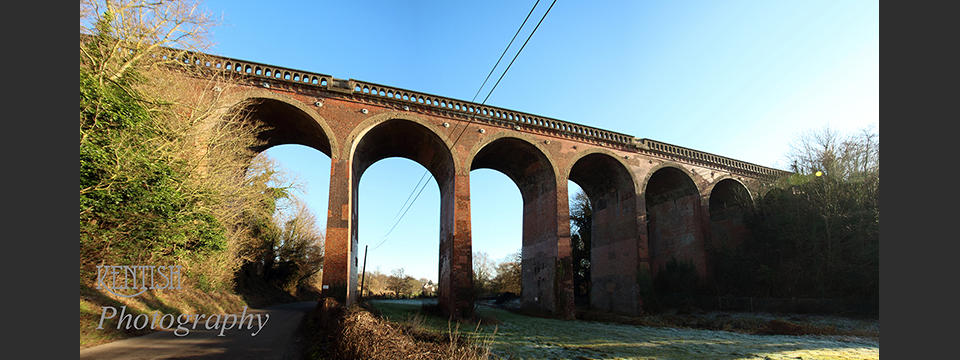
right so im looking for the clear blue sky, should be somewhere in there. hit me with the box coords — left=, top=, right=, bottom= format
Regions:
left=201, top=0, right=879, bottom=282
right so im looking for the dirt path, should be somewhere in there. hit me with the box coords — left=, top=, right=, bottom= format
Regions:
left=79, top=301, right=316, bottom=360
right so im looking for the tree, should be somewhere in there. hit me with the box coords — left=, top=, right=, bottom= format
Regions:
left=473, top=251, right=495, bottom=296
left=387, top=268, right=412, bottom=297
left=715, top=125, right=879, bottom=301
left=491, top=251, right=522, bottom=294
left=407, top=277, right=425, bottom=296
left=272, top=198, right=325, bottom=292
left=359, top=269, right=391, bottom=296
left=786, top=125, right=879, bottom=182
left=80, top=0, right=275, bottom=292
left=570, top=190, right=592, bottom=301
left=81, top=0, right=219, bottom=84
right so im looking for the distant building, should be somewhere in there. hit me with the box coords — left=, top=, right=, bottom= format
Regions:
left=421, top=283, right=436, bottom=295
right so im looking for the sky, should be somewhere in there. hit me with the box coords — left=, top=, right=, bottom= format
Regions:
left=200, top=0, right=879, bottom=282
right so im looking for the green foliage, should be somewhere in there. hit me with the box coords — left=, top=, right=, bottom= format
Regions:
left=570, top=190, right=592, bottom=304
left=711, top=126, right=879, bottom=301
left=80, top=3, right=324, bottom=298
left=234, top=186, right=325, bottom=294
left=491, top=252, right=522, bottom=295
left=387, top=268, right=415, bottom=297
left=80, top=46, right=225, bottom=266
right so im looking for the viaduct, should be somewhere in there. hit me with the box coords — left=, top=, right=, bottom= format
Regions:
left=176, top=51, right=789, bottom=319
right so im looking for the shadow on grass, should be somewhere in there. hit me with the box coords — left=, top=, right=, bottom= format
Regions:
left=370, top=299, right=878, bottom=360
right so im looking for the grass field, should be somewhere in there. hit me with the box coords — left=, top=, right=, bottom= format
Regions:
left=368, top=299, right=879, bottom=360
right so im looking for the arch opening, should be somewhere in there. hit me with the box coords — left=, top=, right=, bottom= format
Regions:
left=708, top=179, right=752, bottom=250
left=471, top=137, right=560, bottom=315
left=644, top=167, right=707, bottom=294
left=350, top=119, right=466, bottom=315
left=356, top=158, right=441, bottom=300
left=569, top=153, right=640, bottom=315
left=469, top=169, right=522, bottom=303
left=567, top=180, right=591, bottom=310
left=225, top=98, right=333, bottom=301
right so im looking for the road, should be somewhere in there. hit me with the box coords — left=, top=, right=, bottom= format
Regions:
left=80, top=301, right=317, bottom=360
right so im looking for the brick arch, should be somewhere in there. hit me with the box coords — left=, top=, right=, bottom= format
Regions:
left=466, top=131, right=557, bottom=175
left=639, top=162, right=703, bottom=199
left=567, top=149, right=642, bottom=315
left=467, top=133, right=565, bottom=315
left=642, top=164, right=708, bottom=283
left=467, top=132, right=558, bottom=203
left=218, top=89, right=339, bottom=158
left=345, top=112, right=472, bottom=317
left=349, top=116, right=457, bottom=183
left=563, top=148, right=639, bottom=193
left=346, top=112, right=460, bottom=174
left=704, top=175, right=755, bottom=206
left=706, top=177, right=754, bottom=250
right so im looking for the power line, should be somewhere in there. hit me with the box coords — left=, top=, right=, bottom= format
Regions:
left=452, top=0, right=557, bottom=148
left=478, top=0, right=557, bottom=106
left=471, top=0, right=542, bottom=104
left=372, top=169, right=430, bottom=251
left=393, top=170, right=430, bottom=221
left=372, top=174, right=430, bottom=251
left=372, top=0, right=557, bottom=251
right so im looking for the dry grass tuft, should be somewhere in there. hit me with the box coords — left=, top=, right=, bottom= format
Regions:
left=305, top=298, right=491, bottom=360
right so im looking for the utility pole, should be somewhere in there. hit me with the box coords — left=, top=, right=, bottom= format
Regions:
left=359, top=245, right=369, bottom=299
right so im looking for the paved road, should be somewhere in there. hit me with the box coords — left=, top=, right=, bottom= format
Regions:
left=80, top=301, right=317, bottom=360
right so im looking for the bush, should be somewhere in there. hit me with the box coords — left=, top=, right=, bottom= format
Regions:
left=653, top=258, right=701, bottom=295
left=709, top=125, right=879, bottom=302
left=304, top=299, right=491, bottom=360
